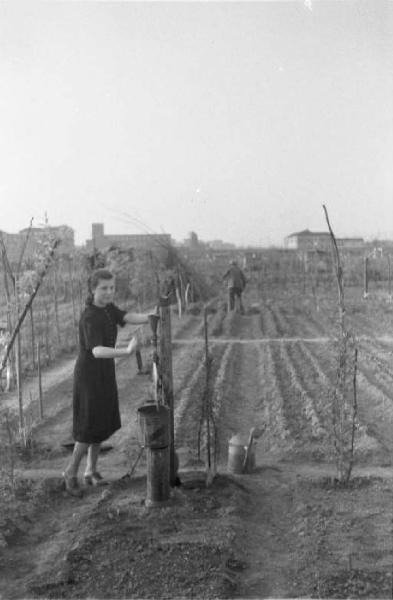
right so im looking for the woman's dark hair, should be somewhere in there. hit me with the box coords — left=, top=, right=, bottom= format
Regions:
left=86, top=269, right=114, bottom=305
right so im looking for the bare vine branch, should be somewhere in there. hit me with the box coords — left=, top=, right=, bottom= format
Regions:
left=0, top=238, right=60, bottom=374
left=323, top=204, right=346, bottom=334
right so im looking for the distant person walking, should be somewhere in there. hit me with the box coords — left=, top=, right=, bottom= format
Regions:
left=223, top=260, right=247, bottom=314
left=63, top=268, right=152, bottom=497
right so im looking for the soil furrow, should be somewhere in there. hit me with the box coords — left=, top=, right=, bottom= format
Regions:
left=301, top=342, right=393, bottom=461
left=270, top=342, right=315, bottom=450
left=259, top=304, right=279, bottom=337
left=212, top=342, right=265, bottom=461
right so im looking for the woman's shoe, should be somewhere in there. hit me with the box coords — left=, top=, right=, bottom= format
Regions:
left=62, top=472, right=83, bottom=497
left=84, top=472, right=108, bottom=486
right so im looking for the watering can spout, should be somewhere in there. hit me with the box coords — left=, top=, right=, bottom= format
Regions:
left=250, top=425, right=264, bottom=440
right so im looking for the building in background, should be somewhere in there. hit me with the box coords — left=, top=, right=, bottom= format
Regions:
left=86, top=223, right=172, bottom=255
left=285, top=230, right=331, bottom=251
left=285, top=229, right=364, bottom=252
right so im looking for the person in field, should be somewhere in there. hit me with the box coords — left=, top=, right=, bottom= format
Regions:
left=63, top=268, right=151, bottom=496
left=223, top=260, right=247, bottom=314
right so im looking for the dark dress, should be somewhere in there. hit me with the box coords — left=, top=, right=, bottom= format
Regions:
left=73, top=303, right=126, bottom=443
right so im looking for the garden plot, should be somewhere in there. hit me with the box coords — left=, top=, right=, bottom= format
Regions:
left=1, top=287, right=393, bottom=599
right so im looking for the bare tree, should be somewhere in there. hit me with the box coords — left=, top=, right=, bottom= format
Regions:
left=0, top=238, right=15, bottom=389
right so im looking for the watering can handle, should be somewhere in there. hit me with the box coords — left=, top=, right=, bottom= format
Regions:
left=242, top=428, right=256, bottom=473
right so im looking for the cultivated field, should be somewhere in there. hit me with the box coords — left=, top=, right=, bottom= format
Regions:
left=1, top=282, right=393, bottom=598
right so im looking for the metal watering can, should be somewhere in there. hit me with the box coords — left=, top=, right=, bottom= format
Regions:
left=227, top=426, right=264, bottom=474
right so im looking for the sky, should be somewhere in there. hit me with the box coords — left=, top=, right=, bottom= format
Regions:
left=1, top=0, right=392, bottom=247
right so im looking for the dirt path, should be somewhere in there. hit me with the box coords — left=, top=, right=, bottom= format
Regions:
left=233, top=463, right=393, bottom=599
left=1, top=483, right=111, bottom=599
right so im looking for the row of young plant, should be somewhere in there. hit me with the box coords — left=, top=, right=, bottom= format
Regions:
left=256, top=343, right=291, bottom=452
left=172, top=298, right=253, bottom=471
left=354, top=342, right=393, bottom=397
left=269, top=343, right=321, bottom=449
left=173, top=342, right=228, bottom=460
left=174, top=332, right=293, bottom=467
left=257, top=337, right=368, bottom=467
left=353, top=341, right=393, bottom=433
left=301, top=340, right=391, bottom=454
left=280, top=343, right=326, bottom=440
left=254, top=328, right=368, bottom=466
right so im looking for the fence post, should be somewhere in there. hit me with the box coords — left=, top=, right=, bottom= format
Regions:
left=159, top=295, right=177, bottom=485
left=138, top=404, right=170, bottom=507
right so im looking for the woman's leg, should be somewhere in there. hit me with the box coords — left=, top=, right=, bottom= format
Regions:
left=228, top=287, right=235, bottom=311
left=238, top=290, right=245, bottom=314
left=64, top=442, right=89, bottom=477
left=85, top=443, right=101, bottom=476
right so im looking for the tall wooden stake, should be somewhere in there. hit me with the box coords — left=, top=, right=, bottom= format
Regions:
left=15, top=276, right=25, bottom=440
left=29, top=305, right=36, bottom=369
left=204, top=307, right=211, bottom=469
left=37, top=342, right=43, bottom=419
left=159, top=295, right=176, bottom=485
left=364, top=256, right=369, bottom=298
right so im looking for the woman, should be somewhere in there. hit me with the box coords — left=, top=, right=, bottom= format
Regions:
left=63, top=268, right=151, bottom=496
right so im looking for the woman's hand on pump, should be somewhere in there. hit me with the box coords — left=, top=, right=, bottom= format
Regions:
left=126, top=335, right=139, bottom=355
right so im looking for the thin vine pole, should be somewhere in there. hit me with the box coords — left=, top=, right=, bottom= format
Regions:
left=346, top=347, right=358, bottom=482
left=323, top=204, right=358, bottom=483
left=14, top=274, right=24, bottom=439
left=203, top=307, right=212, bottom=470
left=322, top=204, right=345, bottom=336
